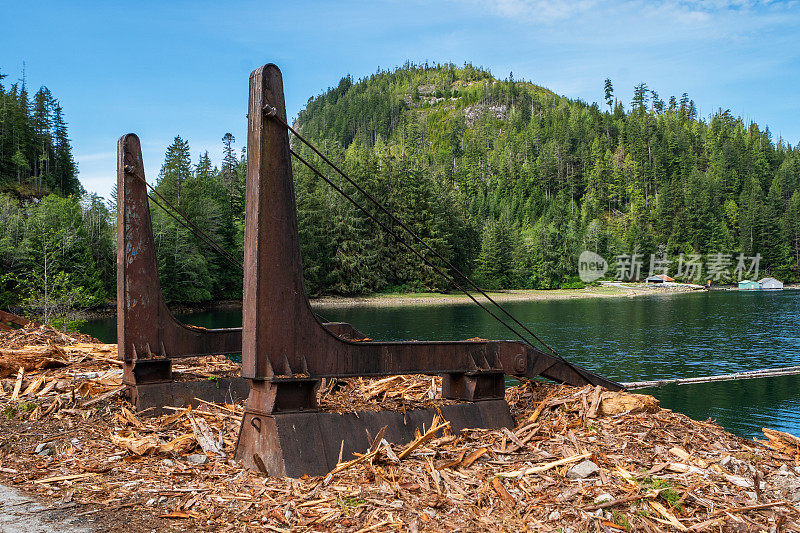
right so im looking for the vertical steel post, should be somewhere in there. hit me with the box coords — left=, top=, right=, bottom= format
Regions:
left=117, top=134, right=170, bottom=384
left=116, top=134, right=247, bottom=410
left=242, top=64, right=323, bottom=382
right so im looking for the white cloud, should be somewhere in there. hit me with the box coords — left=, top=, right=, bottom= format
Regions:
left=464, top=0, right=796, bottom=28
left=483, top=0, right=598, bottom=21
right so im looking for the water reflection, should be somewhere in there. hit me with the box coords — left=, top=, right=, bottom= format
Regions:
left=645, top=375, right=800, bottom=439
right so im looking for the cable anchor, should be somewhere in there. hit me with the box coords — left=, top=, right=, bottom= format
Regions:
left=263, top=104, right=277, bottom=117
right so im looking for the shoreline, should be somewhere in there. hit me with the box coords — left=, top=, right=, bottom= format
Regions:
left=16, top=284, right=698, bottom=320
left=25, top=281, right=800, bottom=319
left=311, top=283, right=704, bottom=308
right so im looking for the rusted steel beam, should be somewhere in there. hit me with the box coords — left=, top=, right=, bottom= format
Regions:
left=117, top=133, right=243, bottom=377
left=236, top=400, right=513, bottom=477
left=117, top=135, right=245, bottom=409
left=234, top=64, right=620, bottom=476
left=238, top=64, right=620, bottom=391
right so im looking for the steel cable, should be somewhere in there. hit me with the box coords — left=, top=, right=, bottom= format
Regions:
left=127, top=170, right=333, bottom=323
left=268, top=108, right=562, bottom=359
left=290, top=148, right=566, bottom=360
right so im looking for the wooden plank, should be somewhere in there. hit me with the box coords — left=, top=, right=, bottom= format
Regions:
left=34, top=472, right=99, bottom=484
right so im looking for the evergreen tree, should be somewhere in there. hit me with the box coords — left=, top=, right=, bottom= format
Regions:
left=632, top=83, right=648, bottom=110
left=221, top=133, right=237, bottom=189
left=476, top=217, right=518, bottom=290
left=603, top=78, right=613, bottom=110
left=157, top=136, right=192, bottom=204
left=51, top=102, right=80, bottom=195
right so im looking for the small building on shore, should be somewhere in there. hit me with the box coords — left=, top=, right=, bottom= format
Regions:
left=645, top=274, right=675, bottom=284
left=758, top=277, right=784, bottom=290
left=738, top=280, right=760, bottom=290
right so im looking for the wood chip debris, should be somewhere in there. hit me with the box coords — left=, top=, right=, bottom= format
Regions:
left=2, top=323, right=800, bottom=531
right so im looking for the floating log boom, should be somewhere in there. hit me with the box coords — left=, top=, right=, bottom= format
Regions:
left=624, top=365, right=800, bottom=389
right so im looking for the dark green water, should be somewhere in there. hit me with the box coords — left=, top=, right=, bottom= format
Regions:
left=80, top=290, right=800, bottom=439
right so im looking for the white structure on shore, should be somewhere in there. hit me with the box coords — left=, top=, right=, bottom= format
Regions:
left=758, top=277, right=784, bottom=290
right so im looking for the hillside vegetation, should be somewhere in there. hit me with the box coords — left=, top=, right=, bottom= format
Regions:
left=292, top=62, right=800, bottom=294
left=2, top=63, right=799, bottom=320
left=0, top=70, right=81, bottom=197
left=0, top=69, right=114, bottom=322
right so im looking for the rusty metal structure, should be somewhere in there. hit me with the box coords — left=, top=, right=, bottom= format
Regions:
left=117, top=134, right=247, bottom=410
left=117, top=136, right=366, bottom=411
left=117, top=63, right=621, bottom=477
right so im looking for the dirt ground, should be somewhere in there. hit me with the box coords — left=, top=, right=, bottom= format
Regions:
left=3, top=324, right=800, bottom=532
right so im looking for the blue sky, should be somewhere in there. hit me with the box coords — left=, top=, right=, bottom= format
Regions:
left=2, top=0, right=799, bottom=199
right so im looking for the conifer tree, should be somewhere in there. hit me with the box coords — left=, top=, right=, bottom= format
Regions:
left=604, top=78, right=614, bottom=111
left=157, top=136, right=192, bottom=204
left=632, top=83, right=648, bottom=111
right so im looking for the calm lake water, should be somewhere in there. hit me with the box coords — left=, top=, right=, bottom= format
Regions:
left=81, top=290, right=800, bottom=439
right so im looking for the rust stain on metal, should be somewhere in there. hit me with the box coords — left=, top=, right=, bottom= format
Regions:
left=118, top=63, right=621, bottom=477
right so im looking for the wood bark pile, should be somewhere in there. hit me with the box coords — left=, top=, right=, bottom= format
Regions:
left=0, top=345, right=68, bottom=377
left=1, top=323, right=800, bottom=531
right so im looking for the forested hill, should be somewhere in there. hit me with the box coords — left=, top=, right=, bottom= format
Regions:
left=2, top=63, right=800, bottom=321
left=292, top=63, right=800, bottom=293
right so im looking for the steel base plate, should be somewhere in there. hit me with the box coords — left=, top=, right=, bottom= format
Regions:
left=127, top=377, right=249, bottom=414
left=234, top=399, right=513, bottom=477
